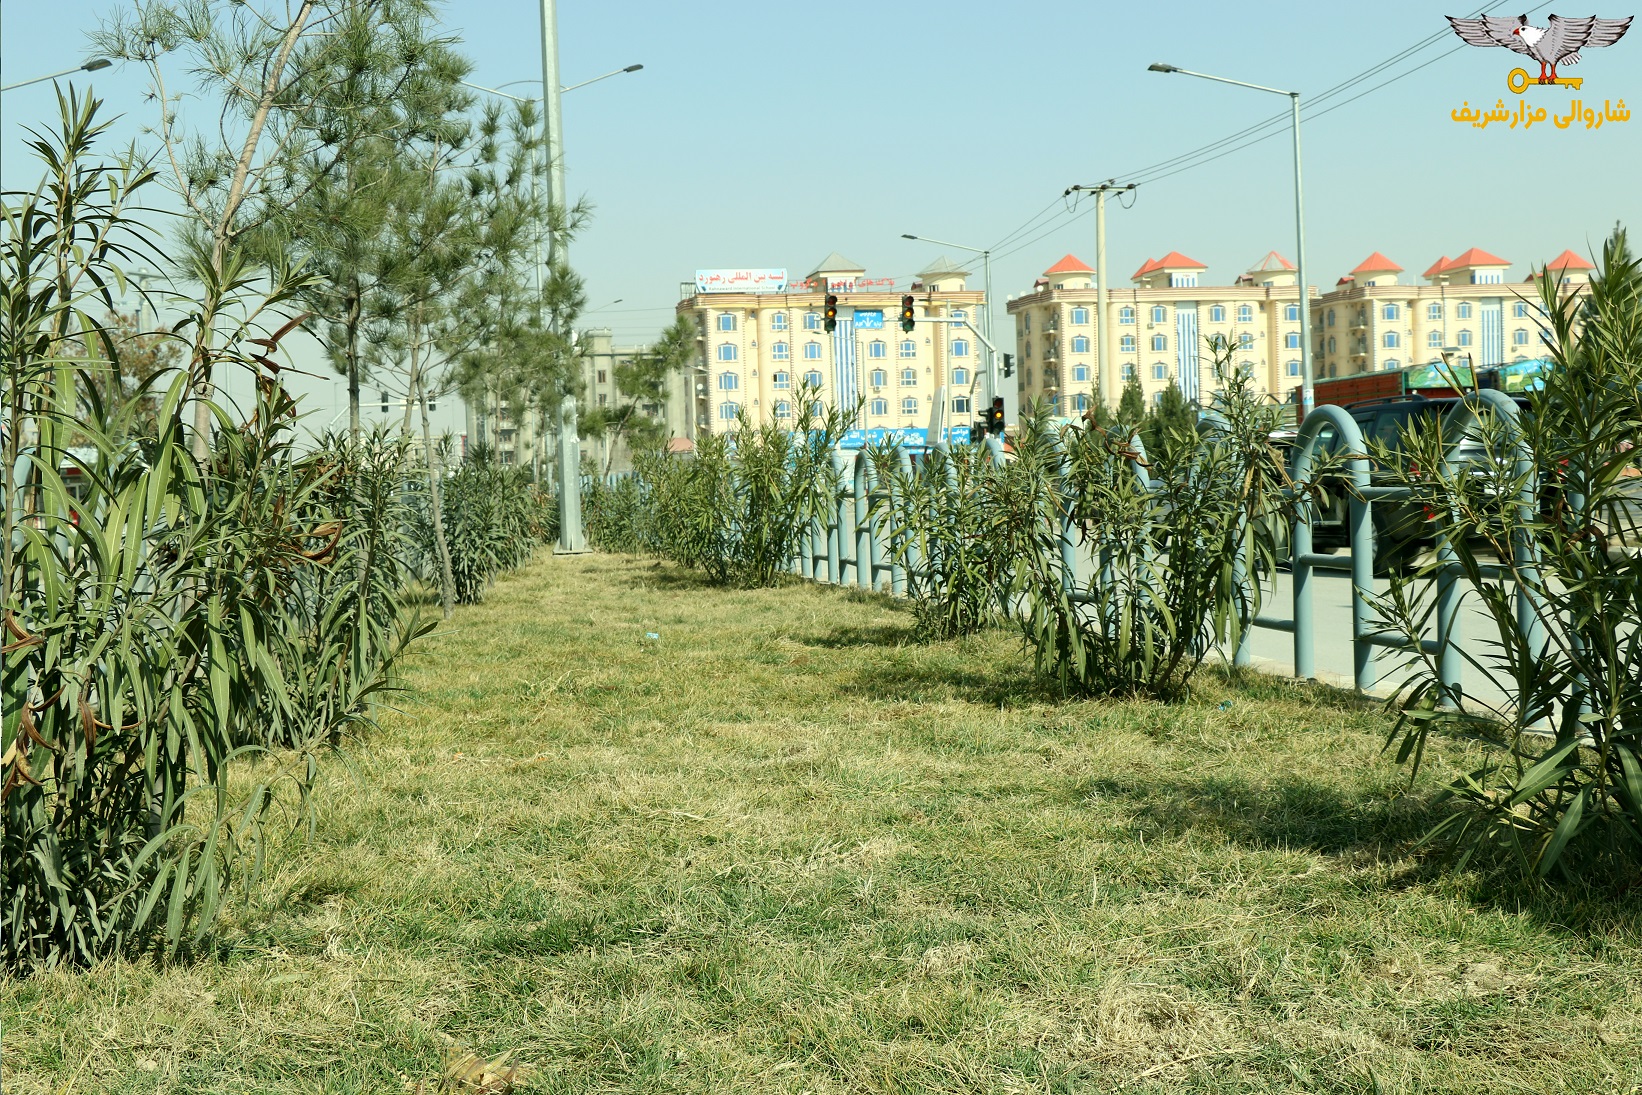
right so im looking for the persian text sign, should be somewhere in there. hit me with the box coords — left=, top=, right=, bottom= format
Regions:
left=695, top=268, right=788, bottom=294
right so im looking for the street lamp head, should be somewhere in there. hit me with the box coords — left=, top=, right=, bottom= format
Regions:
left=1147, top=63, right=1179, bottom=73
left=84, top=58, right=112, bottom=73
left=900, top=234, right=919, bottom=240
left=622, top=64, right=643, bottom=73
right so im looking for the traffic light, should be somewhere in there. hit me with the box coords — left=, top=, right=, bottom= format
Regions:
left=1001, top=352, right=1015, bottom=378
left=986, top=396, right=1006, bottom=436
left=824, top=293, right=838, bottom=333
left=899, top=294, right=916, bottom=333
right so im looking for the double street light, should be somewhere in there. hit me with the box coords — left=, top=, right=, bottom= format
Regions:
left=1148, top=62, right=1314, bottom=416
left=900, top=233, right=996, bottom=407
left=2, top=57, right=111, bottom=93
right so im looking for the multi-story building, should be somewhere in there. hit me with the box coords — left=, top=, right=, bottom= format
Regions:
left=1311, top=247, right=1592, bottom=378
left=1009, top=245, right=1594, bottom=412
left=577, top=327, right=693, bottom=473
left=1008, top=250, right=1309, bottom=412
left=675, top=252, right=986, bottom=435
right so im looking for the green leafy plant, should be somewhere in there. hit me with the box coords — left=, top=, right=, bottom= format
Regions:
left=1379, top=227, right=1642, bottom=880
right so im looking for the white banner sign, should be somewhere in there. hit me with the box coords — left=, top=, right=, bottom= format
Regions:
left=695, top=268, right=788, bottom=294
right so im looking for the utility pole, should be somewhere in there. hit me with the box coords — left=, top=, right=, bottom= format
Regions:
left=1068, top=182, right=1134, bottom=412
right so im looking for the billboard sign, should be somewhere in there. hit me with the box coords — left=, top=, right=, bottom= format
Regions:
left=694, top=268, right=788, bottom=294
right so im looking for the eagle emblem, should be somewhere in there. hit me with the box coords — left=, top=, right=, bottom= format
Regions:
left=1447, top=14, right=1632, bottom=83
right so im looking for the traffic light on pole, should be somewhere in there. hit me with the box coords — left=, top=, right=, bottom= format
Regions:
left=986, top=396, right=1005, bottom=436
left=900, top=294, right=916, bottom=333
left=824, top=293, right=838, bottom=333
left=1002, top=352, right=1015, bottom=378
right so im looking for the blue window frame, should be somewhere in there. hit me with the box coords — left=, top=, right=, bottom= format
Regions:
left=1286, top=360, right=1300, bottom=376
left=1071, top=335, right=1090, bottom=353
left=1151, top=334, right=1166, bottom=352
left=1457, top=302, right=1473, bottom=319
left=870, top=368, right=887, bottom=387
left=951, top=367, right=968, bottom=386
left=1120, top=334, right=1136, bottom=353
left=1151, top=305, right=1167, bottom=323
left=718, top=401, right=739, bottom=420
left=1428, top=331, right=1442, bottom=347
left=1072, top=364, right=1089, bottom=382
left=870, top=397, right=888, bottom=416
left=770, top=312, right=788, bottom=330
left=953, top=396, right=970, bottom=413
left=1327, top=309, right=1336, bottom=327
left=1209, top=305, right=1226, bottom=323
left=773, top=400, right=792, bottom=418
left=901, top=396, right=918, bottom=415
left=1285, top=333, right=1301, bottom=349
left=1328, top=336, right=1337, bottom=353
left=1513, top=328, right=1529, bottom=346
left=899, top=339, right=916, bottom=358
left=717, top=313, right=736, bottom=331
left=1119, top=307, right=1135, bottom=324
left=809, top=400, right=824, bottom=416
left=951, top=310, right=967, bottom=322
left=803, top=342, right=822, bottom=360
left=1071, top=306, right=1089, bottom=324
left=1237, top=304, right=1253, bottom=323
left=1384, top=332, right=1400, bottom=348
left=1513, top=301, right=1530, bottom=318
left=900, top=367, right=917, bottom=386
left=1285, top=304, right=1300, bottom=322
left=1238, top=332, right=1254, bottom=349
left=868, top=340, right=887, bottom=358
left=716, top=344, right=737, bottom=362
left=718, top=372, right=738, bottom=390
left=1384, top=359, right=1399, bottom=371
left=772, top=370, right=791, bottom=389
left=1427, top=302, right=1442, bottom=320
left=771, top=342, right=789, bottom=361
left=803, top=312, right=821, bottom=330
left=1122, top=363, right=1136, bottom=380
left=1457, top=329, right=1473, bottom=346
left=1152, top=363, right=1167, bottom=380
left=804, top=370, right=823, bottom=387
left=951, top=339, right=969, bottom=357
left=1383, top=303, right=1399, bottom=321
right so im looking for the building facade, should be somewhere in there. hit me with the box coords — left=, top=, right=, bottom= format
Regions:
left=1009, top=246, right=1594, bottom=412
left=675, top=253, right=986, bottom=435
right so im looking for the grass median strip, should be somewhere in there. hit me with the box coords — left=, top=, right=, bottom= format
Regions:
left=4, top=552, right=1640, bottom=1094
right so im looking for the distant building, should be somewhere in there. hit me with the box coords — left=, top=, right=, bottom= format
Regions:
left=674, top=252, right=986, bottom=434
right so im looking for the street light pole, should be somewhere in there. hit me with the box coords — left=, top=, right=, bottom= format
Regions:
left=1, top=57, right=110, bottom=93
left=900, top=233, right=995, bottom=408
left=1148, top=63, right=1314, bottom=416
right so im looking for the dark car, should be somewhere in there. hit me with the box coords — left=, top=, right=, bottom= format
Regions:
left=1303, top=394, right=1530, bottom=573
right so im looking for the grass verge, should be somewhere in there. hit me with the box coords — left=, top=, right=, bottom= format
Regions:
left=4, top=553, right=1640, bottom=1094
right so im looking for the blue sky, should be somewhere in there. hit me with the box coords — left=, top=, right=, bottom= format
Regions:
left=4, top=0, right=1640, bottom=415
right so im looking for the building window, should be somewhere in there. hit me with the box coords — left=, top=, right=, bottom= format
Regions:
left=1285, top=304, right=1300, bottom=322
left=1150, top=305, right=1167, bottom=323
left=1023, top=313, right=1031, bottom=333
left=803, top=342, right=822, bottom=360
left=718, top=372, right=739, bottom=390
left=1427, top=302, right=1442, bottom=320
left=771, top=370, right=792, bottom=390
left=804, top=370, right=823, bottom=388
left=1151, top=334, right=1167, bottom=352
left=1384, top=332, right=1400, bottom=348
left=1238, top=332, right=1254, bottom=349
left=1237, top=304, right=1253, bottom=323
left=1074, top=393, right=1089, bottom=411
left=719, top=401, right=739, bottom=420
left=953, top=396, right=970, bottom=413
left=1474, top=271, right=1503, bottom=285
left=803, top=311, right=821, bottom=330
left=900, top=367, right=917, bottom=386
left=1457, top=302, right=1473, bottom=319
left=868, top=340, right=887, bottom=358
left=1513, top=301, right=1531, bottom=318
left=716, top=344, right=737, bottom=362
left=951, top=310, right=967, bottom=322
left=1209, top=304, right=1226, bottom=323
left=1120, top=334, right=1136, bottom=353
left=809, top=400, right=824, bottom=416
left=1328, top=336, right=1337, bottom=354
left=1457, top=329, right=1473, bottom=347
left=1286, top=360, right=1300, bottom=377
left=1119, top=307, right=1135, bottom=324
left=1285, top=332, right=1301, bottom=349
left=1384, top=359, right=1399, bottom=371
left=1152, top=363, right=1167, bottom=380
left=952, top=339, right=969, bottom=357
left=870, top=397, right=888, bottom=416
left=952, top=367, right=968, bottom=386
left=901, top=396, right=919, bottom=416
left=770, top=312, right=788, bottom=331
left=772, top=341, right=789, bottom=361
left=773, top=400, right=792, bottom=418
left=870, top=368, right=887, bottom=387
left=1071, top=335, right=1090, bottom=353
left=1428, top=330, right=1443, bottom=348
left=899, top=339, right=917, bottom=358
left=1381, top=304, right=1397, bottom=321
left=1071, top=306, right=1089, bottom=325
left=1122, top=363, right=1137, bottom=380
left=1072, top=364, right=1089, bottom=382
left=717, top=313, right=736, bottom=331
left=1327, top=309, right=1336, bottom=327
left=596, top=369, right=607, bottom=384
left=1514, top=328, right=1530, bottom=346
left=1025, top=342, right=1031, bottom=359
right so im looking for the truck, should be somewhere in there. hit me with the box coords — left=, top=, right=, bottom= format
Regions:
left=1290, top=361, right=1474, bottom=408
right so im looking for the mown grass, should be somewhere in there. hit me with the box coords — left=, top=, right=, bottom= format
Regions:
left=4, top=552, right=1641, bottom=1094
